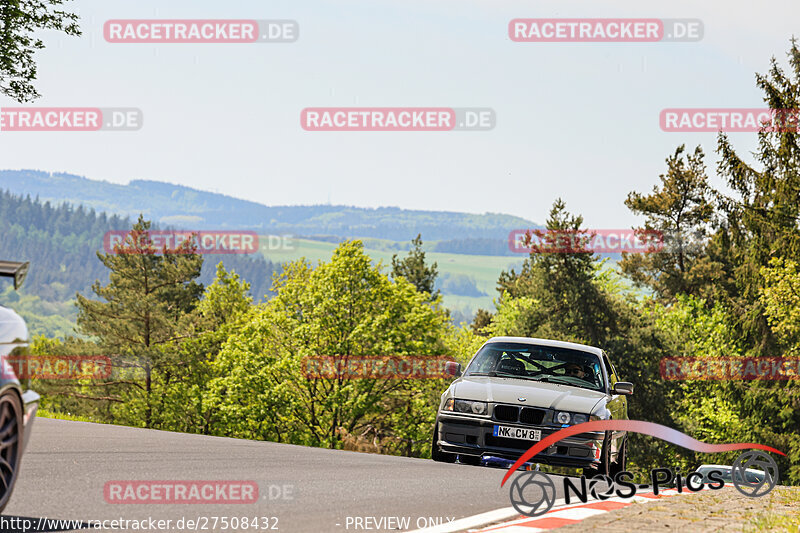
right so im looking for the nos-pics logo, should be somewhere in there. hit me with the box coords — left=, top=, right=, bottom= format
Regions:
left=501, top=420, right=783, bottom=517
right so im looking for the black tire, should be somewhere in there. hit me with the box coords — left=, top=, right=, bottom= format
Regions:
left=0, top=391, right=23, bottom=513
left=610, top=437, right=627, bottom=477
left=583, top=432, right=611, bottom=478
left=431, top=423, right=456, bottom=463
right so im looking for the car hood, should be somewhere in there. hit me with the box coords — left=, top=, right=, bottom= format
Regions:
left=453, top=376, right=607, bottom=413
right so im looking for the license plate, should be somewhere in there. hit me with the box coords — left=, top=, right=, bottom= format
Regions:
left=493, top=425, right=541, bottom=441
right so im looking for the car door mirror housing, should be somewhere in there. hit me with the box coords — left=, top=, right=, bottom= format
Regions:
left=613, top=382, right=634, bottom=395
left=444, top=361, right=462, bottom=378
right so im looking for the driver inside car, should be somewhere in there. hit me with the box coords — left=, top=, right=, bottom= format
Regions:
left=562, top=363, right=588, bottom=380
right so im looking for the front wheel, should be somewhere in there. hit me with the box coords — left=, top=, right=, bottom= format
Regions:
left=0, top=391, right=23, bottom=513
left=431, top=423, right=456, bottom=463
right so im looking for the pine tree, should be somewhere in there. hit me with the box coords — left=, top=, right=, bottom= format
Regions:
left=391, top=234, right=439, bottom=300
left=714, top=40, right=800, bottom=353
left=620, top=145, right=719, bottom=301
left=75, top=215, right=203, bottom=427
left=496, top=199, right=618, bottom=346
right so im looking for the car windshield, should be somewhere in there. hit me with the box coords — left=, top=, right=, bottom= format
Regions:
left=465, top=342, right=605, bottom=391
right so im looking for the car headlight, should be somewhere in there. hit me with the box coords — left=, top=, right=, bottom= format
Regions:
left=555, top=411, right=572, bottom=424
left=555, top=412, right=592, bottom=425
left=571, top=413, right=588, bottom=424
left=443, top=398, right=488, bottom=415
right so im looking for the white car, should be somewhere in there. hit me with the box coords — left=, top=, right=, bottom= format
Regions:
left=696, top=464, right=770, bottom=485
left=0, top=260, right=40, bottom=512
left=432, top=337, right=632, bottom=476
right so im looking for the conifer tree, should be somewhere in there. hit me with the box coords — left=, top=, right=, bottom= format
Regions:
left=76, top=215, right=203, bottom=427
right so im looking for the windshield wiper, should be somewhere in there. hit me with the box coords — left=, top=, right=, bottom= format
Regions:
left=471, top=371, right=529, bottom=379
left=535, top=375, right=602, bottom=390
left=494, top=372, right=545, bottom=380
left=536, top=376, right=566, bottom=383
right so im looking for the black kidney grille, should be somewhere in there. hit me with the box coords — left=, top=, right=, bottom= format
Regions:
left=520, top=408, right=545, bottom=425
left=493, top=405, right=519, bottom=422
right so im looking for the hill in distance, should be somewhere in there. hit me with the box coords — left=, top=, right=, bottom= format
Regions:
left=0, top=170, right=540, bottom=243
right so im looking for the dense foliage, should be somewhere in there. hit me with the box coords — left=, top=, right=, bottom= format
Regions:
left=474, top=42, right=800, bottom=483
left=14, top=41, right=800, bottom=486
left=0, top=0, right=80, bottom=102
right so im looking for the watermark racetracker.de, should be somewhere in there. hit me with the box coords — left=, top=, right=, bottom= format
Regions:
left=302, top=355, right=456, bottom=379
left=104, top=480, right=261, bottom=504
left=508, top=229, right=663, bottom=254
left=102, top=480, right=284, bottom=531
left=300, top=108, right=495, bottom=131
left=103, top=230, right=294, bottom=254
left=509, top=19, right=703, bottom=42
left=2, top=355, right=112, bottom=380
left=501, top=420, right=783, bottom=517
left=661, top=357, right=800, bottom=380
left=104, top=20, right=298, bottom=43
left=660, top=108, right=800, bottom=132
left=0, top=108, right=142, bottom=131
left=105, top=230, right=254, bottom=254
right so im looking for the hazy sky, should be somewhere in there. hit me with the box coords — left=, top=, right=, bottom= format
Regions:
left=1, top=0, right=798, bottom=227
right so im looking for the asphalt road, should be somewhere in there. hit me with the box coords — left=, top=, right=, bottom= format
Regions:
left=5, top=418, right=574, bottom=533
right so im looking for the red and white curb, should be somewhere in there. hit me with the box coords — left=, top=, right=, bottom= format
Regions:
left=411, top=486, right=725, bottom=533
left=474, top=488, right=687, bottom=531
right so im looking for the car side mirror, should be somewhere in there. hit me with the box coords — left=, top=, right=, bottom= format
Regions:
left=613, top=382, right=634, bottom=395
left=444, top=361, right=462, bottom=378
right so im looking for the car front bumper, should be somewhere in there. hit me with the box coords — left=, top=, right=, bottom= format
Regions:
left=436, top=412, right=604, bottom=468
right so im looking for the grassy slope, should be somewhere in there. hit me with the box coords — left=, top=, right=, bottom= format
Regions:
left=260, top=238, right=525, bottom=316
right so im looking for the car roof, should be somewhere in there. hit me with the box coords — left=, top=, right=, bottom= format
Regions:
left=484, top=336, right=604, bottom=357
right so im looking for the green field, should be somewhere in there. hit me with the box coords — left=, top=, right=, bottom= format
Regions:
left=260, top=237, right=524, bottom=320
left=258, top=237, right=640, bottom=322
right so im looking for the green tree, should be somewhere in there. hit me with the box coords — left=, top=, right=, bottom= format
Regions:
left=29, top=334, right=115, bottom=422
left=470, top=308, right=493, bottom=336
left=757, top=258, right=800, bottom=482
left=1, top=0, right=81, bottom=102
left=761, top=258, right=800, bottom=348
left=155, top=263, right=254, bottom=435
left=392, top=234, right=439, bottom=299
left=206, top=241, right=453, bottom=455
left=490, top=200, right=685, bottom=478
left=75, top=215, right=203, bottom=428
left=714, top=40, right=800, bottom=352
left=620, top=145, right=719, bottom=301
left=495, top=199, right=617, bottom=346
left=651, top=293, right=800, bottom=485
